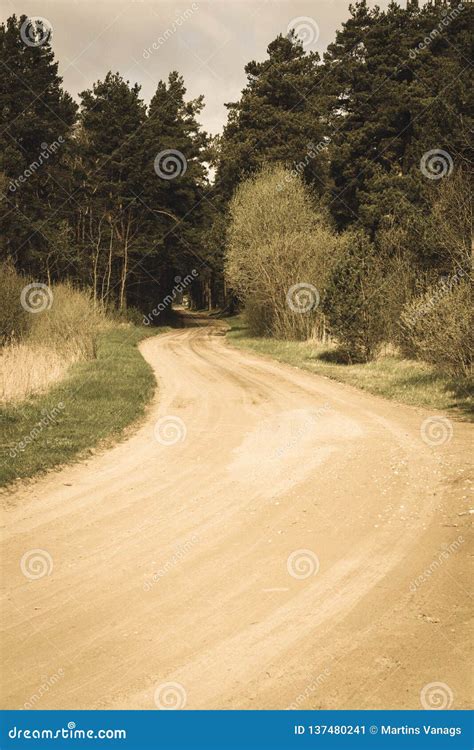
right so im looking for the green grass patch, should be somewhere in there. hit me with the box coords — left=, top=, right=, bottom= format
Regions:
left=0, top=325, right=170, bottom=487
left=226, top=315, right=473, bottom=420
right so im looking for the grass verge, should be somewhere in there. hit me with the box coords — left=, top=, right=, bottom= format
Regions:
left=226, top=315, right=473, bottom=420
left=0, top=325, right=169, bottom=488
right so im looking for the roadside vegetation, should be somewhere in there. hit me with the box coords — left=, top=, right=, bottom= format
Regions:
left=217, top=4, right=472, bottom=413
left=0, top=325, right=166, bottom=487
left=1, top=260, right=105, bottom=402
left=0, top=263, right=168, bottom=487
left=226, top=316, right=473, bottom=419
left=224, top=164, right=472, bottom=413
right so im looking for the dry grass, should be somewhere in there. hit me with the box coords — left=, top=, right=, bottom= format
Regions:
left=0, top=341, right=83, bottom=403
left=1, top=326, right=167, bottom=486
left=0, top=280, right=106, bottom=404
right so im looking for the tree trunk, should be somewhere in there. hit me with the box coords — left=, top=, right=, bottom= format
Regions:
left=102, top=225, right=114, bottom=305
left=92, top=212, right=103, bottom=305
left=119, top=215, right=131, bottom=311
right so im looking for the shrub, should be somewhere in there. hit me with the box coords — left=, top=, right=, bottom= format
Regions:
left=323, top=232, right=388, bottom=362
left=1, top=282, right=106, bottom=402
left=400, top=277, right=472, bottom=378
left=107, top=305, right=145, bottom=327
left=225, top=164, right=344, bottom=339
left=0, top=259, right=31, bottom=343
left=374, top=226, right=423, bottom=348
left=29, top=282, right=104, bottom=359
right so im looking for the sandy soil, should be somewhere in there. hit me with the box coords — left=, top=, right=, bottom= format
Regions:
left=1, top=314, right=472, bottom=710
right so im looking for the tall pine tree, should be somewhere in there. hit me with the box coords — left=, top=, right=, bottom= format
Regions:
left=0, top=14, right=77, bottom=278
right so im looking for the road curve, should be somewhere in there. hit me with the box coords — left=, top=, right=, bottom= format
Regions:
left=1, top=315, right=472, bottom=710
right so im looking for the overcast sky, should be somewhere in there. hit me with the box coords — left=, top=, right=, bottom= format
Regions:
left=5, top=0, right=391, bottom=135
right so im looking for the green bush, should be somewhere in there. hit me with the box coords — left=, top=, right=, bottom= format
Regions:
left=323, top=232, right=387, bottom=362
left=0, top=260, right=31, bottom=343
left=400, top=277, right=472, bottom=378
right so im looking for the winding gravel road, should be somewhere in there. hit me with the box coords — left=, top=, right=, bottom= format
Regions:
left=1, top=315, right=472, bottom=710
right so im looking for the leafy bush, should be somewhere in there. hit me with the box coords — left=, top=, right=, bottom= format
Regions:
left=0, top=259, right=31, bottom=343
left=400, top=278, right=472, bottom=378
left=323, top=232, right=387, bottom=362
left=225, top=164, right=344, bottom=340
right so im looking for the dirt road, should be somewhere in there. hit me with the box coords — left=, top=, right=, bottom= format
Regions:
left=1, top=316, right=472, bottom=710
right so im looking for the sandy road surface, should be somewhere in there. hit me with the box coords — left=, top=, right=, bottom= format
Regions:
left=1, top=315, right=472, bottom=710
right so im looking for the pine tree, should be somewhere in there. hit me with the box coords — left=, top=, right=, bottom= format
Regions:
left=0, top=14, right=77, bottom=277
left=136, top=72, right=209, bottom=310
left=322, top=0, right=473, bottom=239
left=215, top=33, right=328, bottom=202
left=78, top=72, right=147, bottom=307
left=322, top=231, right=387, bottom=361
